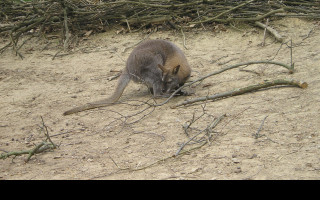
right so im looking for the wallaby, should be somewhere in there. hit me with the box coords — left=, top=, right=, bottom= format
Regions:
left=63, top=39, right=191, bottom=115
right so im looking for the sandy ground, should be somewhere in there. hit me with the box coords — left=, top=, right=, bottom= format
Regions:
left=0, top=18, right=319, bottom=180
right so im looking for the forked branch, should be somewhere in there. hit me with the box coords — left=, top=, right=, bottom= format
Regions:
left=0, top=117, right=57, bottom=163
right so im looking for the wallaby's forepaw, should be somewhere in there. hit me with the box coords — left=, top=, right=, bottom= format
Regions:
left=178, top=90, right=194, bottom=96
left=153, top=94, right=171, bottom=99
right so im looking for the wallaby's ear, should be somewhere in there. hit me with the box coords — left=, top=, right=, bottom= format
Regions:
left=172, top=65, right=180, bottom=75
left=158, top=64, right=166, bottom=72
left=158, top=64, right=167, bottom=81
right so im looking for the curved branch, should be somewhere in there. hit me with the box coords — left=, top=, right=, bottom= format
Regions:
left=172, top=79, right=308, bottom=108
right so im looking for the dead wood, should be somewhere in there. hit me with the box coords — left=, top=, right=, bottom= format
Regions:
left=176, top=113, right=226, bottom=156
left=1, top=0, right=320, bottom=54
left=172, top=79, right=308, bottom=108
left=255, top=21, right=284, bottom=42
left=0, top=117, right=57, bottom=163
left=115, top=113, right=226, bottom=172
left=154, top=60, right=295, bottom=107
left=0, top=141, right=56, bottom=163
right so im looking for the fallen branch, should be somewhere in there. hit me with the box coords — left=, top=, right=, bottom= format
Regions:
left=176, top=113, right=226, bottom=156
left=172, top=79, right=308, bottom=108
left=155, top=60, right=295, bottom=107
left=0, top=141, right=56, bottom=163
left=128, top=141, right=207, bottom=172
left=0, top=117, right=57, bottom=163
left=128, top=115, right=225, bottom=172
left=255, top=21, right=284, bottom=42
left=106, top=111, right=226, bottom=173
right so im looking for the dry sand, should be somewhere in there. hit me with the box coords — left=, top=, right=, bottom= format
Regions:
left=0, top=18, right=319, bottom=179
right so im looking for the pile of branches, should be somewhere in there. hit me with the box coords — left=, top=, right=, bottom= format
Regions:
left=1, top=0, right=319, bottom=54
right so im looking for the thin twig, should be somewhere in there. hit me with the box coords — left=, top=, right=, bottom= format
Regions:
left=52, top=49, right=62, bottom=60
left=180, top=27, right=188, bottom=50
left=182, top=103, right=207, bottom=136
left=125, top=19, right=131, bottom=33
left=41, top=116, right=56, bottom=148
left=63, top=6, right=70, bottom=52
left=262, top=18, right=269, bottom=46
left=252, top=115, right=279, bottom=143
left=253, top=115, right=268, bottom=139
left=176, top=114, right=226, bottom=156
left=193, top=0, right=255, bottom=24
left=176, top=129, right=206, bottom=156
left=290, top=39, right=293, bottom=68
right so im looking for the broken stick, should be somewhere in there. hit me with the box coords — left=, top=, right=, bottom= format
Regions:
left=255, top=21, right=283, bottom=43
left=172, top=79, right=308, bottom=108
left=0, top=117, right=57, bottom=162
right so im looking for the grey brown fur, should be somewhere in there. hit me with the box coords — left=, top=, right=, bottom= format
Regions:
left=63, top=39, right=191, bottom=115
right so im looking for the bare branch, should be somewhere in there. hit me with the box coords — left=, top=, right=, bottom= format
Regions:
left=173, top=79, right=308, bottom=108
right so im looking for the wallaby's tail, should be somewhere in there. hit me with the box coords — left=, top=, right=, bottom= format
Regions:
left=63, top=71, right=130, bottom=115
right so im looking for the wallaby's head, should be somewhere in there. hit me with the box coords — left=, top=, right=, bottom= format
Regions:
left=158, top=64, right=188, bottom=94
